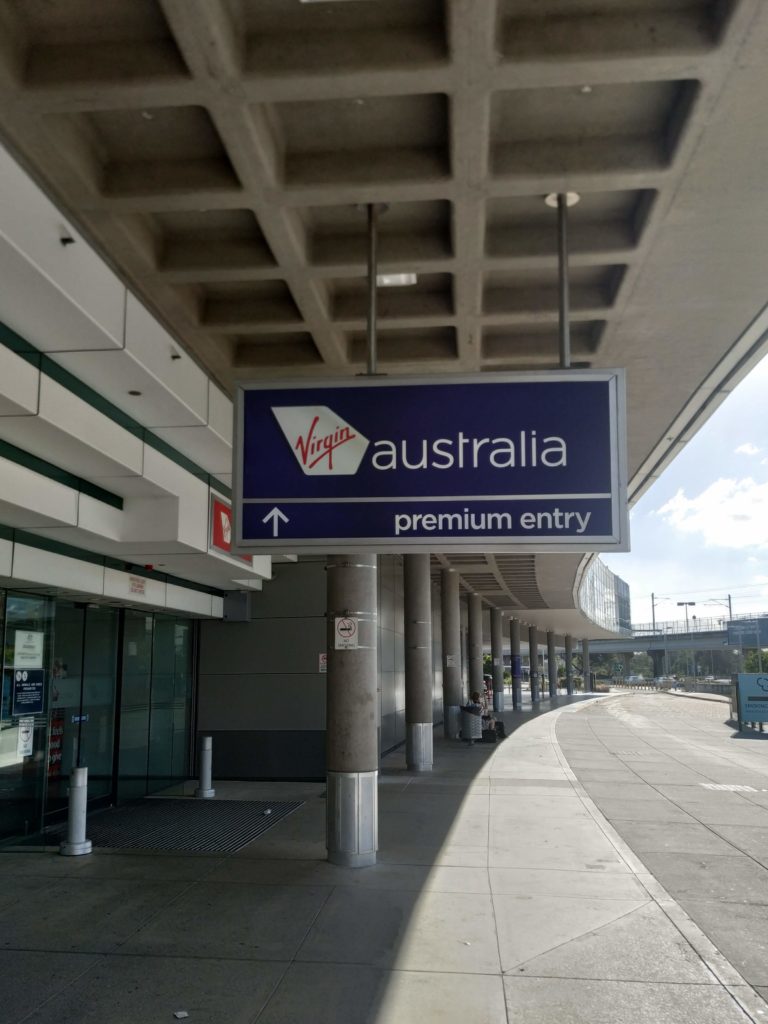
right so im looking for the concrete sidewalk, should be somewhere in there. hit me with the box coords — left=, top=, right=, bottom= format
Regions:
left=0, top=694, right=765, bottom=1023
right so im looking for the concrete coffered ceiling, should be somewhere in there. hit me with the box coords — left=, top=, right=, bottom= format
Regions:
left=1, top=0, right=768, bottom=634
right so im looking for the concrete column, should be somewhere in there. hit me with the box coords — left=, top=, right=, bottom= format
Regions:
left=582, top=638, right=591, bottom=693
left=547, top=631, right=558, bottom=699
left=441, top=568, right=462, bottom=738
left=510, top=617, right=522, bottom=710
left=404, top=554, right=433, bottom=772
left=651, top=650, right=665, bottom=677
left=529, top=625, right=540, bottom=703
left=468, top=593, right=484, bottom=697
left=622, top=652, right=632, bottom=678
left=326, top=554, right=378, bottom=868
left=565, top=635, right=574, bottom=696
left=491, top=608, right=504, bottom=712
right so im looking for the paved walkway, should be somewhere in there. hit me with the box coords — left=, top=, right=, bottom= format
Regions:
left=0, top=692, right=766, bottom=1023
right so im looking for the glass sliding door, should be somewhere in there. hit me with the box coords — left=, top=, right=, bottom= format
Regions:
left=0, top=593, right=54, bottom=839
left=117, top=611, right=154, bottom=802
left=79, top=607, right=118, bottom=802
left=44, top=603, right=119, bottom=820
left=147, top=617, right=193, bottom=793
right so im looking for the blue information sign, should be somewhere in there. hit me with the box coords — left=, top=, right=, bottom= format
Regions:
left=11, top=668, right=45, bottom=716
left=234, top=372, right=628, bottom=554
left=737, top=674, right=768, bottom=724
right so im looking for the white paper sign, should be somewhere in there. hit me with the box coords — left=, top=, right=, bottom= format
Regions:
left=14, top=631, right=44, bottom=670
left=334, top=617, right=359, bottom=650
left=446, top=654, right=456, bottom=667
left=16, top=717, right=34, bottom=757
left=319, top=653, right=328, bottom=673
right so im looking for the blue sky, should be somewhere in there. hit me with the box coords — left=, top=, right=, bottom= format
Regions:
left=603, top=354, right=768, bottom=628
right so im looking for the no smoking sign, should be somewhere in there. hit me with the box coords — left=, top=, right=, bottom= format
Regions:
left=334, top=616, right=359, bottom=650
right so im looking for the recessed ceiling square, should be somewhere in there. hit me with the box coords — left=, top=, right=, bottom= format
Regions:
left=348, top=327, right=457, bottom=364
left=241, top=0, right=447, bottom=74
left=273, top=94, right=450, bottom=186
left=233, top=332, right=321, bottom=368
left=305, top=200, right=452, bottom=268
left=332, top=273, right=453, bottom=322
left=498, top=1, right=737, bottom=60
left=6, top=0, right=188, bottom=85
left=154, top=210, right=275, bottom=277
left=484, top=266, right=625, bottom=315
left=482, top=322, right=605, bottom=364
left=491, top=81, right=698, bottom=177
left=486, top=190, right=656, bottom=259
left=47, top=106, right=240, bottom=198
left=197, top=281, right=302, bottom=331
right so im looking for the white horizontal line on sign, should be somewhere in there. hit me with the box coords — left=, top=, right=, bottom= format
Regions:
left=242, top=493, right=613, bottom=505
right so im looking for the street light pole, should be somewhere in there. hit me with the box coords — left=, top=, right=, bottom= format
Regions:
left=677, top=601, right=695, bottom=679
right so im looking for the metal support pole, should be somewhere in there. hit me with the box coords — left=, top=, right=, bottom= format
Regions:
left=529, top=625, right=540, bottom=704
left=60, top=766, right=92, bottom=856
left=583, top=638, right=591, bottom=693
left=491, top=608, right=505, bottom=712
left=565, top=635, right=574, bottom=695
left=557, top=193, right=571, bottom=370
left=547, top=631, right=558, bottom=699
left=326, top=554, right=378, bottom=867
left=404, top=554, right=433, bottom=772
left=366, top=203, right=378, bottom=376
left=468, top=593, right=484, bottom=697
left=441, top=569, right=462, bottom=738
left=195, top=735, right=215, bottom=798
left=510, top=618, right=522, bottom=710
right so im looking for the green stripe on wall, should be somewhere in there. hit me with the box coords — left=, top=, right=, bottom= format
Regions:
left=0, top=438, right=123, bottom=510
left=0, top=320, right=232, bottom=499
left=4, top=526, right=227, bottom=598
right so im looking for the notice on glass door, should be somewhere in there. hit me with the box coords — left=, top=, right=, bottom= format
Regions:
left=13, top=630, right=44, bottom=670
left=16, top=717, right=34, bottom=758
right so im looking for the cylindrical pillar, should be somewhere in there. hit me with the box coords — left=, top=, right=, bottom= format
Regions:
left=582, top=638, right=591, bottom=693
left=510, top=617, right=522, bottom=710
left=491, top=608, right=505, bottom=712
left=60, top=766, right=92, bottom=856
left=547, top=631, right=558, bottom=699
left=565, top=635, right=574, bottom=695
left=441, top=569, right=462, bottom=738
left=622, top=652, right=632, bottom=678
left=326, top=554, right=378, bottom=867
left=404, top=554, right=433, bottom=772
left=195, top=735, right=215, bottom=798
left=468, top=593, right=484, bottom=697
left=529, top=625, right=540, bottom=704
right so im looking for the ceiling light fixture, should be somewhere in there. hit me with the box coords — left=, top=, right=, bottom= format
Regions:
left=544, top=192, right=580, bottom=208
left=376, top=273, right=417, bottom=287
left=128, top=390, right=142, bottom=396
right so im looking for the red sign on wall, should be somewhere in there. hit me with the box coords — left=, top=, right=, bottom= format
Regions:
left=211, top=497, right=252, bottom=564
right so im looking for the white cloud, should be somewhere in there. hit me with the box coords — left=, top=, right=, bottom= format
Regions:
left=656, top=478, right=768, bottom=549
left=735, top=442, right=761, bottom=455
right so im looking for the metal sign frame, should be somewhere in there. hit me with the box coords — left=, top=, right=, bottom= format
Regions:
left=233, top=370, right=629, bottom=555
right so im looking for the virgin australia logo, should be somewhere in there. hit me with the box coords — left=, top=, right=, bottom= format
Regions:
left=271, top=406, right=369, bottom=476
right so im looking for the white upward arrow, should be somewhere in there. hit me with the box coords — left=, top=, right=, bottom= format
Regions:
left=262, top=506, right=289, bottom=537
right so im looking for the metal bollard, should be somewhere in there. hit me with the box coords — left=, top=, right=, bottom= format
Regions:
left=60, top=766, right=92, bottom=856
left=195, top=735, right=216, bottom=799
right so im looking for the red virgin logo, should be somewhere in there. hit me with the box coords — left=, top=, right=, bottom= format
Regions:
left=272, top=406, right=369, bottom=476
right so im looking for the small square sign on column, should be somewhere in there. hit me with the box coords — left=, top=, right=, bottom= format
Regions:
left=334, top=617, right=359, bottom=650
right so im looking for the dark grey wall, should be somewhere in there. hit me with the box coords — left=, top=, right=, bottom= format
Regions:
left=197, top=555, right=443, bottom=780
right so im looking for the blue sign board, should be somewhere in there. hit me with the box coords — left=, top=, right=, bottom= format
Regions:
left=737, top=674, right=768, bottom=723
left=11, top=669, right=45, bottom=716
left=728, top=618, right=768, bottom=648
left=234, top=372, right=628, bottom=554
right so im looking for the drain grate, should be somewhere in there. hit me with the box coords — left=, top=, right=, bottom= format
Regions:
left=44, top=799, right=303, bottom=854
